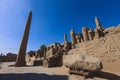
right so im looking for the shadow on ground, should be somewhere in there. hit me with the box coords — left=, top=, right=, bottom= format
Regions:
left=0, top=73, right=68, bottom=80
left=88, top=71, right=120, bottom=80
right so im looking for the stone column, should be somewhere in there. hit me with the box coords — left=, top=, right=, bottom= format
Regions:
left=15, top=11, right=32, bottom=67
left=88, top=29, right=94, bottom=40
left=64, top=33, right=69, bottom=51
left=64, top=33, right=68, bottom=43
left=82, top=27, right=89, bottom=41
left=94, top=29, right=100, bottom=39
left=80, top=34, right=84, bottom=42
left=76, top=33, right=81, bottom=43
left=70, top=29, right=77, bottom=48
left=70, top=29, right=77, bottom=44
left=95, top=16, right=104, bottom=31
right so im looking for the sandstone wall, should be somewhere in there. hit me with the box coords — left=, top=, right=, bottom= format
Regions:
left=68, top=32, right=120, bottom=62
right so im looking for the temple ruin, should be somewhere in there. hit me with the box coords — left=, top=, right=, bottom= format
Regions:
left=26, top=16, right=120, bottom=67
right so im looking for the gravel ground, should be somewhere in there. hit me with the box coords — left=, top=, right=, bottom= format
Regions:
left=0, top=62, right=69, bottom=80
left=0, top=62, right=120, bottom=80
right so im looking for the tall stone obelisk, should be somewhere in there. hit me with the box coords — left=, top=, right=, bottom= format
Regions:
left=15, top=11, right=32, bottom=67
left=95, top=16, right=103, bottom=31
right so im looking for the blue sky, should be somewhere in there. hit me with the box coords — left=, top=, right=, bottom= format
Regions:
left=0, top=0, right=120, bottom=54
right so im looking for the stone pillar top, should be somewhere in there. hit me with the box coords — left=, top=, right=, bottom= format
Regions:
left=64, top=33, right=68, bottom=42
left=95, top=16, right=104, bottom=31
left=88, top=29, right=93, bottom=33
left=82, top=27, right=89, bottom=31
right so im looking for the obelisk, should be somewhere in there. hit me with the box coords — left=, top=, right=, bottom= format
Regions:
left=95, top=16, right=103, bottom=31
left=15, top=11, right=32, bottom=67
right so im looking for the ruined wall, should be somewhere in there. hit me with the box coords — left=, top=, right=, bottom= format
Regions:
left=0, top=55, right=17, bottom=62
left=68, top=32, right=120, bottom=62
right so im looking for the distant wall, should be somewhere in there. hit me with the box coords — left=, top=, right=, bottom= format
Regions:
left=0, top=55, right=17, bottom=62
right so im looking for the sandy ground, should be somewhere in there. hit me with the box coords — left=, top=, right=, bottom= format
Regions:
left=0, top=62, right=120, bottom=80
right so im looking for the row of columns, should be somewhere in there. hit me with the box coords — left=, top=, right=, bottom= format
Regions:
left=69, top=17, right=104, bottom=48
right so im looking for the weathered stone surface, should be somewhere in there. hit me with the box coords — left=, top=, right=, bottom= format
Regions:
left=88, top=29, right=94, bottom=40
left=64, top=34, right=71, bottom=51
left=15, top=11, right=32, bottom=67
left=43, top=53, right=63, bottom=67
left=68, top=32, right=120, bottom=62
left=94, top=29, right=100, bottom=39
left=82, top=27, right=89, bottom=41
left=0, top=53, right=17, bottom=62
left=70, top=29, right=77, bottom=48
left=63, top=54, right=103, bottom=71
left=95, top=16, right=104, bottom=31
left=64, top=33, right=68, bottom=43
left=63, top=54, right=84, bottom=66
left=33, top=60, right=43, bottom=66
left=75, top=33, right=81, bottom=43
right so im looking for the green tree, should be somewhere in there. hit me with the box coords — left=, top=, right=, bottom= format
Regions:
left=27, top=50, right=36, bottom=57
left=40, top=45, right=47, bottom=52
left=37, top=45, right=47, bottom=58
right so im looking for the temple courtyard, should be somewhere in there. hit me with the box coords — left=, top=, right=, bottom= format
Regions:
left=0, top=62, right=120, bottom=80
